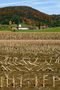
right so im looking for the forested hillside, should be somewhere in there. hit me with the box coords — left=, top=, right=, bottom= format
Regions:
left=51, top=15, right=60, bottom=27
left=0, top=6, right=60, bottom=27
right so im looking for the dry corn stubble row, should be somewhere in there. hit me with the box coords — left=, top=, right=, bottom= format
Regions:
left=0, top=32, right=60, bottom=40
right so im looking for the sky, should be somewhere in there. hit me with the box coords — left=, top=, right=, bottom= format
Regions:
left=0, top=0, right=60, bottom=15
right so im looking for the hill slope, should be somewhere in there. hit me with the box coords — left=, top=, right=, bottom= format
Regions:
left=0, top=6, right=60, bottom=27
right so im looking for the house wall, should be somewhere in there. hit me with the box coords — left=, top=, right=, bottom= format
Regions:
left=18, top=27, right=29, bottom=30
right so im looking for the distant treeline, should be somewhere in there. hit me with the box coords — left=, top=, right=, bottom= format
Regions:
left=0, top=6, right=60, bottom=28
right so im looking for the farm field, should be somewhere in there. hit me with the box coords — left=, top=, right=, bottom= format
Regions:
left=0, top=27, right=60, bottom=90
left=0, top=40, right=60, bottom=90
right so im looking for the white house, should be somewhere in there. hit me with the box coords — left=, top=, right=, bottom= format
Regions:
left=18, top=24, right=29, bottom=30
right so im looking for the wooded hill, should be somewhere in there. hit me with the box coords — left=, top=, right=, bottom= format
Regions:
left=0, top=6, right=60, bottom=27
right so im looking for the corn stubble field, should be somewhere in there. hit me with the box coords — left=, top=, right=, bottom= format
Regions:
left=0, top=32, right=60, bottom=40
left=0, top=32, right=60, bottom=90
